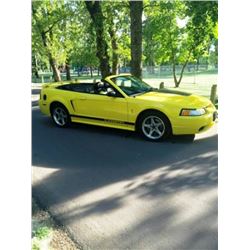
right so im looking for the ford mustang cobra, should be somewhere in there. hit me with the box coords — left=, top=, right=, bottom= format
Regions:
left=39, top=74, right=217, bottom=141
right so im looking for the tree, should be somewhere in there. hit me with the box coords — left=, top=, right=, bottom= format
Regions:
left=103, top=3, right=120, bottom=75
left=185, top=1, right=218, bottom=70
left=143, top=0, right=217, bottom=87
left=59, top=1, right=87, bottom=80
left=85, top=1, right=111, bottom=78
left=32, top=0, right=217, bottom=85
left=32, top=1, right=68, bottom=82
left=129, top=1, right=143, bottom=79
left=70, top=23, right=99, bottom=78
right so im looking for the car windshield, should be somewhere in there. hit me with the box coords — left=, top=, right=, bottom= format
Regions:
left=110, top=75, right=155, bottom=96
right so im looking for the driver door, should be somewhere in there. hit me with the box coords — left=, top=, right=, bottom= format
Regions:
left=71, top=84, right=128, bottom=124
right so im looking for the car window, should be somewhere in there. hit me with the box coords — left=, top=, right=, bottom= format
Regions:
left=115, top=78, right=132, bottom=88
left=111, top=76, right=153, bottom=96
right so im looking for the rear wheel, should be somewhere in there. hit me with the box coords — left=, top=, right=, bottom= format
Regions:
left=51, top=103, right=71, bottom=127
left=138, top=111, right=171, bottom=141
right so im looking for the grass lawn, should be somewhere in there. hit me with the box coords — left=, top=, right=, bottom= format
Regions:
left=145, top=71, right=217, bottom=98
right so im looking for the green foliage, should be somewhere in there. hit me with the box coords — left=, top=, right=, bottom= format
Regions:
left=142, top=0, right=217, bottom=86
left=69, top=2, right=99, bottom=68
left=32, top=0, right=217, bottom=83
left=32, top=1, right=99, bottom=71
left=103, top=1, right=131, bottom=68
left=32, top=242, right=40, bottom=250
left=34, top=226, right=51, bottom=240
left=143, top=0, right=217, bottom=64
left=32, top=1, right=69, bottom=65
left=32, top=225, right=52, bottom=250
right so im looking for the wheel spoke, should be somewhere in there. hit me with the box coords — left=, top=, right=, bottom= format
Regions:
left=149, top=128, right=154, bottom=136
left=144, top=124, right=151, bottom=128
left=150, top=117, right=155, bottom=126
left=155, top=127, right=162, bottom=136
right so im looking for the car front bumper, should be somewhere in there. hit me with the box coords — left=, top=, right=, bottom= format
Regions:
left=172, top=110, right=218, bottom=135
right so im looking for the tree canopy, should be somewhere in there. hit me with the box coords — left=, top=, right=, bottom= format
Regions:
left=32, top=0, right=218, bottom=86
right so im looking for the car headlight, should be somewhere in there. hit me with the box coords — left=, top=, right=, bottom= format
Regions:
left=180, top=108, right=206, bottom=116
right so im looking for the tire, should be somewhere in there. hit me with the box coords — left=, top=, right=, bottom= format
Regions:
left=51, top=103, right=71, bottom=128
left=137, top=111, right=172, bottom=142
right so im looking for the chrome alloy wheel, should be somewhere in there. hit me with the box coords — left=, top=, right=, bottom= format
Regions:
left=52, top=107, right=68, bottom=126
left=142, top=115, right=166, bottom=140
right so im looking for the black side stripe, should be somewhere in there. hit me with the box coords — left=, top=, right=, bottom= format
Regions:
left=70, top=114, right=135, bottom=126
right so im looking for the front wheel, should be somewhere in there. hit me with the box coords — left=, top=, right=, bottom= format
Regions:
left=51, top=103, right=71, bottom=128
left=138, top=111, right=172, bottom=142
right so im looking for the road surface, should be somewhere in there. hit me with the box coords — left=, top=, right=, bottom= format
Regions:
left=32, top=105, right=218, bottom=250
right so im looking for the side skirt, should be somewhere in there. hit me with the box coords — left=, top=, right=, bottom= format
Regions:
left=70, top=115, right=135, bottom=131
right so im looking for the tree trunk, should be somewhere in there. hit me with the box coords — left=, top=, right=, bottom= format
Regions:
left=41, top=31, right=61, bottom=82
left=85, top=1, right=110, bottom=78
left=196, top=58, right=200, bottom=71
left=173, top=63, right=179, bottom=87
left=49, top=56, right=61, bottom=82
left=173, top=60, right=189, bottom=88
left=150, top=61, right=155, bottom=74
left=34, top=69, right=39, bottom=79
left=90, top=66, right=93, bottom=78
left=172, top=47, right=192, bottom=87
left=33, top=54, right=39, bottom=78
left=108, top=24, right=119, bottom=75
left=129, top=1, right=143, bottom=79
left=65, top=57, right=71, bottom=81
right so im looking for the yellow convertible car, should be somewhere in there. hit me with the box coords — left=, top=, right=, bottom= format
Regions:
left=39, top=74, right=217, bottom=141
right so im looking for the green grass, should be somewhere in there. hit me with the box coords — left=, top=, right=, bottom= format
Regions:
left=32, top=199, right=53, bottom=250
left=33, top=226, right=51, bottom=240
left=145, top=72, right=217, bottom=98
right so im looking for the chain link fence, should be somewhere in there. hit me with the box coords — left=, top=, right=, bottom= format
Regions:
left=142, top=64, right=217, bottom=78
left=32, top=64, right=218, bottom=84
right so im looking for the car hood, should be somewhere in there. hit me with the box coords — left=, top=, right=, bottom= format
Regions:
left=134, top=89, right=211, bottom=108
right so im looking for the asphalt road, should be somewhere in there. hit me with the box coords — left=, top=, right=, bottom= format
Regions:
left=32, top=105, right=218, bottom=250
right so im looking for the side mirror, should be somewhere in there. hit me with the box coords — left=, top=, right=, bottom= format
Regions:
left=107, top=89, right=117, bottom=97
